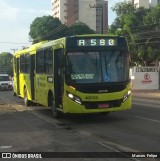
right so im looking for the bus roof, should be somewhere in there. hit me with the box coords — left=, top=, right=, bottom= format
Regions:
left=13, top=34, right=126, bottom=56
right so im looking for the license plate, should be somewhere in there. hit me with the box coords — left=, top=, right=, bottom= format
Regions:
left=98, top=103, right=109, bottom=108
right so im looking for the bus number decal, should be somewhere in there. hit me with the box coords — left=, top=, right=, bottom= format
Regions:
left=77, top=38, right=116, bottom=46
left=85, top=96, right=98, bottom=100
left=78, top=40, right=85, bottom=46
left=108, top=39, right=115, bottom=46
left=91, top=39, right=96, bottom=46
left=100, top=39, right=105, bottom=46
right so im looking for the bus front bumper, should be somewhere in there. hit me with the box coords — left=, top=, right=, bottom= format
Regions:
left=63, top=96, right=132, bottom=114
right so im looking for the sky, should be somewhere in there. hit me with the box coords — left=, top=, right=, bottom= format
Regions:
left=0, top=0, right=124, bottom=54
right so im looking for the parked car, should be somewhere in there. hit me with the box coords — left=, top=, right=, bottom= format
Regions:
left=0, top=74, right=13, bottom=91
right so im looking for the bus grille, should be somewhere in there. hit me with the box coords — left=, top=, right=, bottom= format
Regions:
left=83, top=99, right=123, bottom=109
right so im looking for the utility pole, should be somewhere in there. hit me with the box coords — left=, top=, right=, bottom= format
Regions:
left=11, top=49, right=18, bottom=53
left=89, top=0, right=103, bottom=34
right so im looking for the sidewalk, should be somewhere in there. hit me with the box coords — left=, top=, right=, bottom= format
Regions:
left=132, top=89, right=160, bottom=100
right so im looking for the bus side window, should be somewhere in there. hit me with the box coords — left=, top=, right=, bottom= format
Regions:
left=36, top=49, right=44, bottom=73
left=20, top=54, right=25, bottom=73
left=44, top=47, right=53, bottom=75
left=25, top=53, right=30, bottom=74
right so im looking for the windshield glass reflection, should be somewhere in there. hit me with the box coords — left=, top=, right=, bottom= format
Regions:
left=66, top=51, right=129, bottom=84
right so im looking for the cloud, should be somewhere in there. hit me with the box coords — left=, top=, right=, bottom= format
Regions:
left=0, top=0, right=19, bottom=21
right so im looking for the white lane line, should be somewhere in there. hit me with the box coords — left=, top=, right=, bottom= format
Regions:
left=133, top=98, right=160, bottom=105
left=133, top=102, right=160, bottom=109
left=0, top=146, right=12, bottom=149
left=135, top=116, right=160, bottom=124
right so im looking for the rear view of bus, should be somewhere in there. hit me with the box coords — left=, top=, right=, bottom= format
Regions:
left=62, top=35, right=132, bottom=115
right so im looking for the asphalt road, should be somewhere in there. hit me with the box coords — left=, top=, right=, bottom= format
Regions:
left=0, top=91, right=160, bottom=161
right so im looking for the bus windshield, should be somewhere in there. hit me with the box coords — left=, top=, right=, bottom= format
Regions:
left=66, top=51, right=129, bottom=84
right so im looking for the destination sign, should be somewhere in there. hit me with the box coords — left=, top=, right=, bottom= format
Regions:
left=77, top=38, right=117, bottom=47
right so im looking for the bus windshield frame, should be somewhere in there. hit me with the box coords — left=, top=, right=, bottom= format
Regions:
left=65, top=48, right=129, bottom=85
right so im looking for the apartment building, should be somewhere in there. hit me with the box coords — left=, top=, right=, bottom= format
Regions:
left=150, top=0, right=160, bottom=7
left=129, top=0, right=160, bottom=8
left=51, top=0, right=108, bottom=34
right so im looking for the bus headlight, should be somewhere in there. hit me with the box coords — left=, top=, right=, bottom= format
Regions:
left=123, top=90, right=131, bottom=102
left=67, top=92, right=82, bottom=105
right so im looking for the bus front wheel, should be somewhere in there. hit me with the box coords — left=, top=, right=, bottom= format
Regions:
left=24, top=88, right=31, bottom=106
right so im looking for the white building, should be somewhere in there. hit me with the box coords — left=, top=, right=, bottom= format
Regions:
left=134, top=0, right=149, bottom=8
left=129, top=0, right=160, bottom=8
left=51, top=0, right=108, bottom=33
left=150, top=0, right=160, bottom=7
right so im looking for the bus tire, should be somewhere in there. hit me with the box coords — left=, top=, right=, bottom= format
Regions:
left=24, top=88, right=31, bottom=106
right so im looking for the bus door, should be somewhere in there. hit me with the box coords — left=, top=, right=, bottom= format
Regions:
left=54, top=48, right=65, bottom=107
left=16, top=58, right=20, bottom=95
left=30, top=54, right=35, bottom=100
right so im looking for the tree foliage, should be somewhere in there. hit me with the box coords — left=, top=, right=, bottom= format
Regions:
left=29, top=16, right=68, bottom=43
left=0, top=52, right=13, bottom=75
left=29, top=16, right=95, bottom=43
left=66, top=22, right=95, bottom=36
left=109, top=2, right=160, bottom=66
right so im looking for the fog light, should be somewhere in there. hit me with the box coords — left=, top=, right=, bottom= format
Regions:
left=123, top=90, right=131, bottom=102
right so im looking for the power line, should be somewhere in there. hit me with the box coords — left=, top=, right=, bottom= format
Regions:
left=11, top=49, right=18, bottom=53
left=34, top=6, right=92, bottom=42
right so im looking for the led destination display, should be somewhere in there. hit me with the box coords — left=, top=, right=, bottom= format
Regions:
left=77, top=38, right=117, bottom=47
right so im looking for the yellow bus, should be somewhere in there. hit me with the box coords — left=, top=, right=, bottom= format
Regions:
left=13, top=35, right=132, bottom=118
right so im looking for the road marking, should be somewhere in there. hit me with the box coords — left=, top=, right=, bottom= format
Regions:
left=133, top=98, right=160, bottom=108
left=76, top=131, right=143, bottom=161
left=133, top=102, right=160, bottom=109
left=133, top=98, right=160, bottom=105
left=135, top=116, right=160, bottom=124
left=0, top=146, right=12, bottom=149
left=30, top=110, right=141, bottom=160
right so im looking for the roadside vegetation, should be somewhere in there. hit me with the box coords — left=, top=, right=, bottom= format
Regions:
left=109, top=2, right=160, bottom=66
left=1, top=1, right=160, bottom=71
left=0, top=52, right=13, bottom=75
